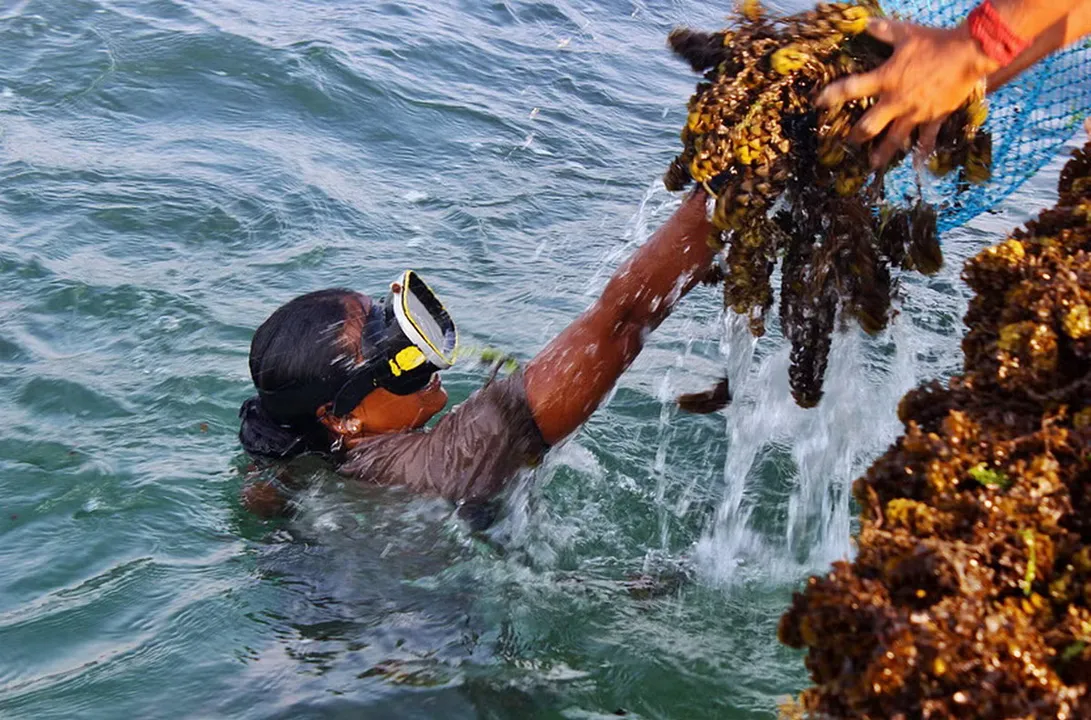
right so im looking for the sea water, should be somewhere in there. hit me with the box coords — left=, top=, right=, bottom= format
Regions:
left=0, top=0, right=1068, bottom=717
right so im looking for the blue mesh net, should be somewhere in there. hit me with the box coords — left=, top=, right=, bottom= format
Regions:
left=881, top=0, right=1091, bottom=231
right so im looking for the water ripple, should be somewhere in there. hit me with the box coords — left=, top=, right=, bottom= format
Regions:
left=0, top=0, right=1070, bottom=717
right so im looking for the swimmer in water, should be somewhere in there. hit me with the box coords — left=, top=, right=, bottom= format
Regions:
left=239, top=189, right=714, bottom=521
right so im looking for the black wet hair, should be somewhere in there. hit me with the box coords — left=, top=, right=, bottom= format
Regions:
left=239, top=288, right=362, bottom=458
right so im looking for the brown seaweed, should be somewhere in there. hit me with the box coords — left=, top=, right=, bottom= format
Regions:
left=778, top=140, right=1091, bottom=719
left=667, top=0, right=989, bottom=407
left=676, top=377, right=733, bottom=414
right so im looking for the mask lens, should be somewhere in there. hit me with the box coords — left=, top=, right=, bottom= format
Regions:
left=398, top=272, right=457, bottom=367
left=405, top=290, right=452, bottom=360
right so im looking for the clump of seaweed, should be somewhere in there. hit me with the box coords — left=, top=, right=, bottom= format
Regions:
left=667, top=0, right=990, bottom=407
left=778, top=140, right=1091, bottom=718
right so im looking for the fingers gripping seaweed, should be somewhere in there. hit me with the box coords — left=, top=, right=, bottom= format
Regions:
left=778, top=141, right=1091, bottom=719
left=666, top=0, right=989, bottom=407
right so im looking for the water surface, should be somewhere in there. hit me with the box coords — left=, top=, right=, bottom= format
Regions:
left=0, top=0, right=1069, bottom=717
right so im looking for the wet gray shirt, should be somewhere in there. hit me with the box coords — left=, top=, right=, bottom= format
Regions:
left=338, top=372, right=547, bottom=504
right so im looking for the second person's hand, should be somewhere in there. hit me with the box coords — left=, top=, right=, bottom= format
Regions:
left=817, top=18, right=1000, bottom=169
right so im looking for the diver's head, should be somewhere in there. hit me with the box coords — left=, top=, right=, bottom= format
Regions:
left=239, top=273, right=457, bottom=458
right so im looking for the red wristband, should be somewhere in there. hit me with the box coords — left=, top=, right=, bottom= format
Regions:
left=967, top=1, right=1031, bottom=67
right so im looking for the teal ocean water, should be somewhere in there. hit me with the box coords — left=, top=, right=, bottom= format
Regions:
left=0, top=0, right=1070, bottom=718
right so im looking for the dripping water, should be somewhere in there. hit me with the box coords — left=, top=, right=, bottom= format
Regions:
left=603, top=185, right=985, bottom=589
left=501, top=162, right=1054, bottom=593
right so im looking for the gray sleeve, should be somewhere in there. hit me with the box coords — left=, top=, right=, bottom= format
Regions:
left=339, top=371, right=548, bottom=504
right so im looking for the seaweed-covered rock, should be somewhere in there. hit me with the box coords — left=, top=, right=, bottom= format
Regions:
left=667, top=1, right=989, bottom=407
left=778, top=141, right=1091, bottom=718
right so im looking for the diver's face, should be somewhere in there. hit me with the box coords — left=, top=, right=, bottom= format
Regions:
left=346, top=374, right=448, bottom=435
left=317, top=375, right=448, bottom=443
left=319, top=291, right=449, bottom=440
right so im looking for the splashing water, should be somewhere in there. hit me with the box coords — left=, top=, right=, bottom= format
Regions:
left=2, top=0, right=1083, bottom=715
left=695, top=318, right=919, bottom=584
left=691, top=143, right=1077, bottom=586
left=564, top=177, right=972, bottom=587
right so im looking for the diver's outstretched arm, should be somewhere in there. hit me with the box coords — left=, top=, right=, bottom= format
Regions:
left=523, top=190, right=715, bottom=445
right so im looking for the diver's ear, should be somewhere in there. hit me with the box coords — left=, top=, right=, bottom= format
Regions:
left=315, top=403, right=363, bottom=437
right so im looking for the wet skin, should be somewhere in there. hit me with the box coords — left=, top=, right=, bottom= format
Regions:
left=321, top=378, right=449, bottom=444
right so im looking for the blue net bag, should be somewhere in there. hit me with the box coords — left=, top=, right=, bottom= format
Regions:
left=883, top=0, right=1091, bottom=231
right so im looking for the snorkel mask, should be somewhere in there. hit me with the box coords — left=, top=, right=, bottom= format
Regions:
left=330, top=270, right=458, bottom=415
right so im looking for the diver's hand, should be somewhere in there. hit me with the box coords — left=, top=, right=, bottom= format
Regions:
left=817, top=18, right=999, bottom=168
left=241, top=480, right=291, bottom=518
